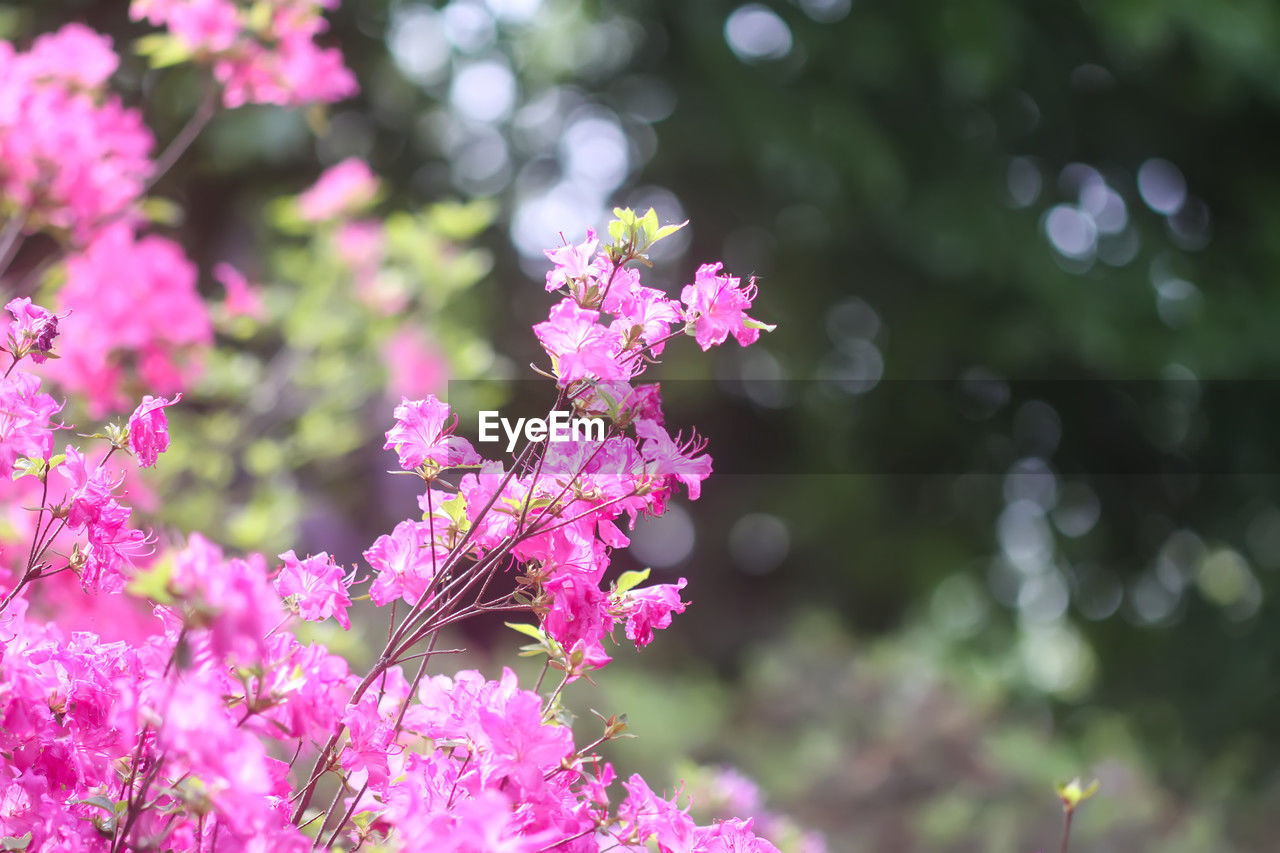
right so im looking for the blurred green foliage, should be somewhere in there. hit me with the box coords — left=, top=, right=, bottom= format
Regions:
left=560, top=612, right=1250, bottom=851
left=153, top=188, right=499, bottom=553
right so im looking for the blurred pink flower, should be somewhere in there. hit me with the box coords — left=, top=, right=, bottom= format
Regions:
left=383, top=327, right=447, bottom=398
left=0, top=25, right=153, bottom=241
left=213, top=261, right=265, bottom=319
left=131, top=0, right=357, bottom=108
left=47, top=224, right=212, bottom=415
left=299, top=158, right=378, bottom=221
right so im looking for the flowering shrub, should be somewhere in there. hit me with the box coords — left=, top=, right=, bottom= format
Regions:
left=0, top=7, right=802, bottom=851
left=131, top=0, right=357, bottom=108
left=0, top=211, right=787, bottom=850
left=0, top=25, right=152, bottom=245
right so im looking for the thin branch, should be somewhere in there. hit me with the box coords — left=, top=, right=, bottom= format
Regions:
left=146, top=83, right=220, bottom=191
left=0, top=209, right=28, bottom=276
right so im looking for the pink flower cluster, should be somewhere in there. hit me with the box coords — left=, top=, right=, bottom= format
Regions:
left=0, top=302, right=62, bottom=477
left=4, top=298, right=60, bottom=365
left=0, top=216, right=793, bottom=851
left=0, top=301, right=164, bottom=604
left=535, top=229, right=772, bottom=383
left=130, top=0, right=358, bottom=107
left=0, top=24, right=153, bottom=242
left=44, top=224, right=212, bottom=415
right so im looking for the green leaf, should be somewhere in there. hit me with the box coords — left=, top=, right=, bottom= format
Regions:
left=638, top=207, right=660, bottom=241
left=140, top=197, right=184, bottom=227
left=651, top=220, right=689, bottom=243
left=615, top=568, right=650, bottom=595
left=607, top=207, right=639, bottom=248
left=607, top=219, right=628, bottom=245
left=134, top=33, right=192, bottom=69
left=126, top=555, right=174, bottom=605
left=742, top=317, right=777, bottom=332
left=505, top=621, right=545, bottom=641
left=1, top=833, right=31, bottom=851
left=438, top=493, right=470, bottom=529
left=426, top=200, right=497, bottom=241
left=245, top=2, right=273, bottom=34
left=72, top=796, right=117, bottom=815
left=10, top=456, right=43, bottom=482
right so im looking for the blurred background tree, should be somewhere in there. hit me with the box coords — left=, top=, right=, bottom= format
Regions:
left=8, top=0, right=1280, bottom=847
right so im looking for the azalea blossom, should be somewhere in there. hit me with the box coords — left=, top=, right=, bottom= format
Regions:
left=298, top=157, right=379, bottom=221
left=544, top=228, right=600, bottom=293
left=619, top=579, right=689, bottom=648
left=276, top=549, right=353, bottom=629
left=533, top=298, right=629, bottom=383
left=384, top=394, right=480, bottom=471
left=130, top=0, right=357, bottom=108
left=213, top=261, right=266, bottom=319
left=127, top=393, right=181, bottom=468
left=0, top=369, right=61, bottom=477
left=49, top=224, right=212, bottom=415
left=680, top=262, right=773, bottom=351
left=0, top=24, right=153, bottom=241
left=4, top=298, right=61, bottom=363
left=637, top=418, right=713, bottom=500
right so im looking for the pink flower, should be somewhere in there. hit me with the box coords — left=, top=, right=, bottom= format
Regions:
left=168, top=535, right=283, bottom=663
left=340, top=700, right=396, bottom=790
left=298, top=158, right=378, bottom=221
left=533, top=299, right=629, bottom=383
left=458, top=460, right=527, bottom=550
left=384, top=395, right=480, bottom=471
left=254, top=633, right=352, bottom=740
left=543, top=229, right=599, bottom=293
left=49, top=224, right=211, bottom=415
left=21, top=23, right=119, bottom=89
left=0, top=26, right=153, bottom=241
left=155, top=673, right=294, bottom=840
left=131, top=0, right=357, bottom=108
left=5, top=298, right=61, bottom=364
left=637, top=418, right=713, bottom=500
left=541, top=573, right=614, bottom=672
left=694, top=818, right=783, bottom=852
left=618, top=774, right=699, bottom=853
left=605, top=276, right=683, bottom=356
left=573, top=380, right=664, bottom=425
left=216, top=40, right=357, bottom=109
left=57, top=446, right=153, bottom=592
left=364, top=519, right=447, bottom=606
left=679, top=262, right=772, bottom=351
left=619, top=579, right=688, bottom=648
left=127, top=393, right=181, bottom=468
left=383, top=327, right=447, bottom=398
left=0, top=371, right=61, bottom=478
left=212, top=262, right=265, bottom=319
left=132, top=0, right=241, bottom=53
left=275, top=550, right=352, bottom=629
